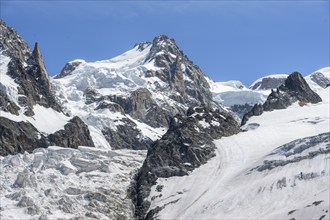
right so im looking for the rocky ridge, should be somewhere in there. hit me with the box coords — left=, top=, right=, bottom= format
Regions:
left=0, top=20, right=94, bottom=155
left=0, top=20, right=61, bottom=116
left=242, top=72, right=322, bottom=125
left=132, top=105, right=240, bottom=219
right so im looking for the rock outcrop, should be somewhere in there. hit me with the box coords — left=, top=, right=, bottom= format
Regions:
left=132, top=105, right=240, bottom=219
left=309, top=71, right=330, bottom=89
left=0, top=116, right=95, bottom=156
left=54, top=60, right=84, bottom=79
left=48, top=116, right=95, bottom=148
left=145, top=35, right=213, bottom=106
left=242, top=72, right=322, bottom=125
left=0, top=117, right=48, bottom=156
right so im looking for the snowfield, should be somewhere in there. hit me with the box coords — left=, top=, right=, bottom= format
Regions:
left=0, top=104, right=71, bottom=134
left=0, top=147, right=146, bottom=220
left=207, top=79, right=268, bottom=107
left=147, top=88, right=330, bottom=219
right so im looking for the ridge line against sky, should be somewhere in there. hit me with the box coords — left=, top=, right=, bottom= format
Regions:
left=1, top=0, right=329, bottom=86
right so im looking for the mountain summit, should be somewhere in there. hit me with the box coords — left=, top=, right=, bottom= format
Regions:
left=52, top=34, right=219, bottom=150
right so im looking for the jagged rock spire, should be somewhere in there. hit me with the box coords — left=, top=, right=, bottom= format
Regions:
left=32, top=42, right=49, bottom=80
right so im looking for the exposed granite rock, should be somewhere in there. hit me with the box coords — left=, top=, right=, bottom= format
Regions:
left=85, top=87, right=172, bottom=128
left=132, top=105, right=240, bottom=219
left=54, top=60, right=83, bottom=79
left=0, top=90, right=20, bottom=115
left=0, top=117, right=47, bottom=156
left=241, top=103, right=264, bottom=126
left=102, top=118, right=153, bottom=150
left=0, top=115, right=94, bottom=156
left=145, top=35, right=213, bottom=107
left=229, top=103, right=254, bottom=120
left=48, top=116, right=95, bottom=148
left=242, top=72, right=322, bottom=125
left=284, top=72, right=322, bottom=103
left=127, top=88, right=169, bottom=128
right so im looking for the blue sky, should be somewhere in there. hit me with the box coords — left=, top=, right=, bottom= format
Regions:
left=1, top=1, right=329, bottom=86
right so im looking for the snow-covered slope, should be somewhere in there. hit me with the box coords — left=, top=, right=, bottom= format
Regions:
left=305, top=67, right=330, bottom=91
left=209, top=80, right=267, bottom=106
left=146, top=87, right=330, bottom=219
left=207, top=79, right=267, bottom=119
left=250, top=74, right=289, bottom=92
left=0, top=147, right=146, bottom=219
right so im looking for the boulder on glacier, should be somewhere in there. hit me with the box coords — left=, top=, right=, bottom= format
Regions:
left=48, top=116, right=95, bottom=149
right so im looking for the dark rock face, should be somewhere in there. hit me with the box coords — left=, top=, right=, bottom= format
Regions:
left=284, top=72, right=322, bottom=103
left=0, top=116, right=94, bottom=156
left=0, top=20, right=62, bottom=115
left=242, top=72, right=322, bottom=125
left=229, top=104, right=254, bottom=120
left=84, top=87, right=173, bottom=128
left=48, top=116, right=95, bottom=148
left=126, top=88, right=170, bottom=128
left=0, top=117, right=47, bottom=156
left=309, top=72, right=330, bottom=89
left=54, top=60, right=83, bottom=79
left=132, top=105, right=240, bottom=219
left=0, top=90, right=20, bottom=115
left=102, top=118, right=153, bottom=150
left=145, top=35, right=213, bottom=107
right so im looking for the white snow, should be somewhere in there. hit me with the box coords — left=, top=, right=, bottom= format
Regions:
left=207, top=78, right=268, bottom=107
left=0, top=53, right=20, bottom=105
left=147, top=87, right=330, bottom=219
left=313, top=67, right=330, bottom=78
left=250, top=74, right=289, bottom=90
left=198, top=119, right=210, bottom=129
left=0, top=147, right=147, bottom=220
left=0, top=104, right=70, bottom=134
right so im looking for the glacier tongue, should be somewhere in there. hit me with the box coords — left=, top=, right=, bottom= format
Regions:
left=0, top=147, right=146, bottom=220
left=145, top=87, right=330, bottom=219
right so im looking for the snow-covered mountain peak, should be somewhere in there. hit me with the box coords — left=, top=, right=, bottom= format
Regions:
left=145, top=35, right=181, bottom=63
left=52, top=34, right=214, bottom=150
left=152, top=34, right=176, bottom=47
